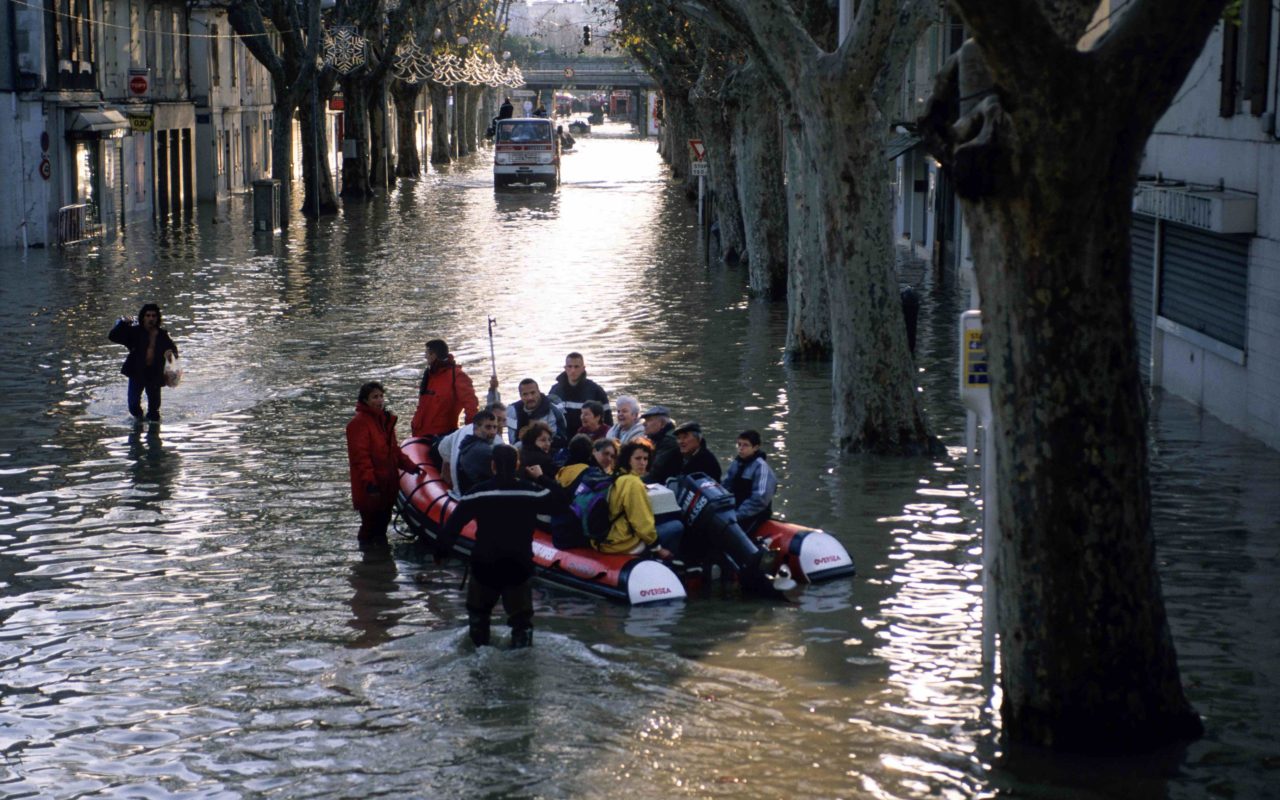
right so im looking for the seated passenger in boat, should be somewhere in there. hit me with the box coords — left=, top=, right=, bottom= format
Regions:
left=592, top=437, right=619, bottom=473
left=455, top=410, right=502, bottom=495
left=595, top=438, right=673, bottom=560
left=577, top=400, right=609, bottom=441
left=440, top=401, right=506, bottom=493
left=507, top=378, right=568, bottom=450
left=556, top=434, right=596, bottom=490
left=606, top=396, right=645, bottom=443
left=639, top=406, right=681, bottom=485
left=517, top=421, right=558, bottom=484
left=724, top=429, right=778, bottom=534
left=672, top=421, right=722, bottom=481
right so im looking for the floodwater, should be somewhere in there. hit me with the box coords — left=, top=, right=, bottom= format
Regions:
left=0, top=125, right=1277, bottom=799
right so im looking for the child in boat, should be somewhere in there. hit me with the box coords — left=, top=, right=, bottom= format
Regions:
left=435, top=444, right=564, bottom=648
left=723, top=429, right=778, bottom=534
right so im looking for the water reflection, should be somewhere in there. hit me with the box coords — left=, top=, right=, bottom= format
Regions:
left=346, top=559, right=404, bottom=648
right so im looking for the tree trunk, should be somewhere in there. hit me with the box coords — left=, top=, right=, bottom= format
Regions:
left=804, top=96, right=928, bottom=452
left=463, top=87, right=480, bottom=154
left=367, top=78, right=393, bottom=191
left=269, top=100, right=296, bottom=229
left=449, top=89, right=461, bottom=159
left=339, top=75, right=373, bottom=200
left=728, top=62, right=787, bottom=297
left=783, top=121, right=830, bottom=359
left=392, top=81, right=423, bottom=177
left=691, top=58, right=745, bottom=264
left=662, top=94, right=695, bottom=187
left=428, top=82, right=450, bottom=164
left=298, top=94, right=339, bottom=218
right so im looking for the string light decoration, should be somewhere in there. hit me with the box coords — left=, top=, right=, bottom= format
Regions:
left=391, top=36, right=432, bottom=84
left=430, top=52, right=464, bottom=86
left=323, top=25, right=368, bottom=75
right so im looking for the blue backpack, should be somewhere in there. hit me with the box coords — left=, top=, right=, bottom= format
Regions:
left=570, top=470, right=620, bottom=544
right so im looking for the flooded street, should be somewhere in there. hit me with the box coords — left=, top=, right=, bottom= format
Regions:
left=1, top=127, right=1277, bottom=799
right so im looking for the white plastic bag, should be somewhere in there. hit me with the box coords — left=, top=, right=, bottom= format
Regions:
left=163, top=351, right=183, bottom=388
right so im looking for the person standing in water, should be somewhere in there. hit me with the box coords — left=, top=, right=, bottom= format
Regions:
left=108, top=303, right=178, bottom=422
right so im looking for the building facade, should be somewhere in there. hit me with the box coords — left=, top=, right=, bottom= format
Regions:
left=1135, top=0, right=1280, bottom=449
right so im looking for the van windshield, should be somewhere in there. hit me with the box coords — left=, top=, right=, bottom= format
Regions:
left=497, top=121, right=552, bottom=144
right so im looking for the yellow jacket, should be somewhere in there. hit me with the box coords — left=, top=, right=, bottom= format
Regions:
left=556, top=462, right=590, bottom=488
left=595, top=472, right=656, bottom=554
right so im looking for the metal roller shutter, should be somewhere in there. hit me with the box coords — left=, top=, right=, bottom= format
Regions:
left=1131, top=215, right=1156, bottom=380
left=1159, top=223, right=1249, bottom=351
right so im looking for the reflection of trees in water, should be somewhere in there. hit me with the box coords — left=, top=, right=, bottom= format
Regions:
left=347, top=560, right=406, bottom=648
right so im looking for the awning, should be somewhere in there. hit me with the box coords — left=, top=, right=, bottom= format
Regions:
left=884, top=132, right=922, bottom=161
left=67, top=108, right=129, bottom=137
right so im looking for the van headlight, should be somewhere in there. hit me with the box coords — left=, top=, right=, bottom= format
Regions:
left=537, top=153, right=552, bottom=164
left=495, top=153, right=512, bottom=165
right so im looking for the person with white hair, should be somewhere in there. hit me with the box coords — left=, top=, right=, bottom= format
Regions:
left=606, top=395, right=645, bottom=443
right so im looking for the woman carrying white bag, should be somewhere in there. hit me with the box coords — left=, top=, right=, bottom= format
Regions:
left=108, top=303, right=178, bottom=422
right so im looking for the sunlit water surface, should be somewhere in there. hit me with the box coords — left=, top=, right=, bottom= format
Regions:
left=0, top=126, right=1276, bottom=799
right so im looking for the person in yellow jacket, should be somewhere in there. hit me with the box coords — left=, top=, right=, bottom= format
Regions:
left=595, top=438, right=673, bottom=560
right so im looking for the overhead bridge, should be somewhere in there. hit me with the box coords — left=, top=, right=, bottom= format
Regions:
left=517, top=57, right=657, bottom=91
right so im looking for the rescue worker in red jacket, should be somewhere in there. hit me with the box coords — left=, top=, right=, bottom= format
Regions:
left=347, top=381, right=420, bottom=559
left=411, top=339, right=480, bottom=438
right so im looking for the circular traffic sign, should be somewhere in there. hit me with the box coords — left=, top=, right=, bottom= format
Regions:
left=563, top=67, right=575, bottom=78
left=129, top=75, right=148, bottom=95
left=39, top=157, right=51, bottom=180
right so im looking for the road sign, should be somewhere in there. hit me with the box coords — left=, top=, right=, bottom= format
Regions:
left=128, top=68, right=149, bottom=97
left=691, top=161, right=708, bottom=177
left=564, top=67, right=575, bottom=78
left=688, top=139, right=705, bottom=160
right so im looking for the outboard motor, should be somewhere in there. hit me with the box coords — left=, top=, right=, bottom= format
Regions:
left=674, top=473, right=781, bottom=597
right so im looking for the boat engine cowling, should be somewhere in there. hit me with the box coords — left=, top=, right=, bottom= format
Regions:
left=673, top=473, right=778, bottom=594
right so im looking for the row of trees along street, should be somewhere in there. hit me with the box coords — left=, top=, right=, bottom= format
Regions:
left=613, top=0, right=1228, bottom=755
left=222, top=0, right=519, bottom=220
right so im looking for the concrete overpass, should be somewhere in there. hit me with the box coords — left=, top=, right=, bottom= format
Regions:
left=517, top=57, right=657, bottom=91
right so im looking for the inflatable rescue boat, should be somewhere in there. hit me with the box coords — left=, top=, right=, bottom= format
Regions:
left=395, top=437, right=855, bottom=605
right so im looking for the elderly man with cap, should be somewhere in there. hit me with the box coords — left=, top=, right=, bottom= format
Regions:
left=672, top=421, right=722, bottom=481
left=640, top=405, right=682, bottom=485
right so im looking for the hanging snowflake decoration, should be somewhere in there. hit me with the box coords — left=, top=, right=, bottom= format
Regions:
left=503, top=64, right=525, bottom=88
left=391, top=36, right=431, bottom=84
left=460, top=53, right=487, bottom=85
left=323, top=25, right=368, bottom=75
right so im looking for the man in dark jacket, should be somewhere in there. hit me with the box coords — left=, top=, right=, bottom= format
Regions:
left=498, top=97, right=514, bottom=119
left=640, top=405, right=681, bottom=485
left=671, top=421, right=722, bottom=481
left=436, top=444, right=564, bottom=648
left=454, top=410, right=501, bottom=495
left=548, top=352, right=611, bottom=436
left=108, top=303, right=178, bottom=422
left=506, top=378, right=568, bottom=448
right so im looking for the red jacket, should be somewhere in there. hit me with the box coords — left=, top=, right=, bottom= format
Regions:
left=410, top=358, right=479, bottom=437
left=347, top=401, right=417, bottom=512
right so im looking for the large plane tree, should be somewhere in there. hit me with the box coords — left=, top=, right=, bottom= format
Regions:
left=918, top=0, right=1226, bottom=750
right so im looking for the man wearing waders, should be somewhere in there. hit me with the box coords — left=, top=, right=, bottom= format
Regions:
left=435, top=444, right=565, bottom=648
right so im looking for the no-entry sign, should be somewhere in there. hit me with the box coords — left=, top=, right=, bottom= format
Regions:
left=128, top=69, right=149, bottom=97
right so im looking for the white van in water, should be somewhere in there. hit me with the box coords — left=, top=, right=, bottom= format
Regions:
left=493, top=117, right=560, bottom=190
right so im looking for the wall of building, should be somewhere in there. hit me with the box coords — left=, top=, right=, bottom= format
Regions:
left=1141, top=17, right=1280, bottom=449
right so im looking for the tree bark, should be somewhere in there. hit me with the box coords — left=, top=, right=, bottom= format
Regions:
left=298, top=93, right=339, bottom=217
left=391, top=80, right=423, bottom=177
left=727, top=61, right=787, bottom=296
left=367, top=78, right=394, bottom=191
left=339, top=75, right=374, bottom=200
left=463, top=86, right=480, bottom=154
left=691, top=52, right=746, bottom=264
left=918, top=0, right=1228, bottom=750
left=429, top=83, right=451, bottom=164
left=783, top=121, right=830, bottom=359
